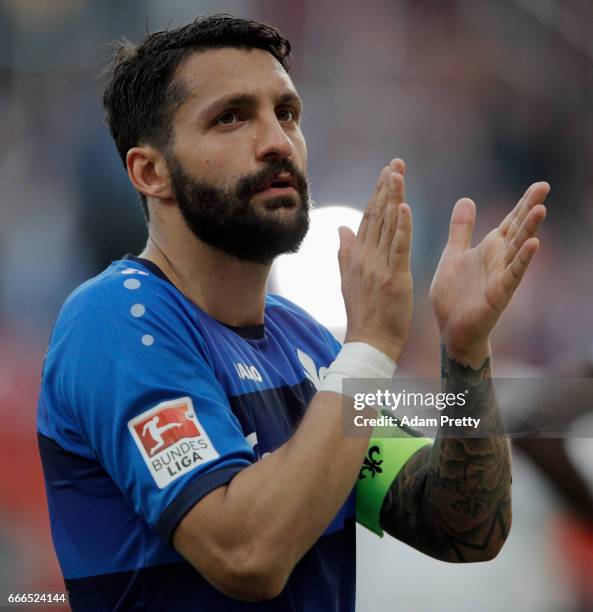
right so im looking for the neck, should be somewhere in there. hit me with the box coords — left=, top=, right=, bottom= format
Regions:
left=140, top=219, right=270, bottom=328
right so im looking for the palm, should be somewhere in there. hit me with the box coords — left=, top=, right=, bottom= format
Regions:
left=430, top=184, right=549, bottom=349
left=431, top=228, right=511, bottom=347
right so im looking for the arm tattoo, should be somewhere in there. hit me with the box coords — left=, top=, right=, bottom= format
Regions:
left=380, top=344, right=512, bottom=562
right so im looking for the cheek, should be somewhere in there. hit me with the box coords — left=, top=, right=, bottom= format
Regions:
left=177, top=143, right=230, bottom=182
left=294, top=132, right=308, bottom=169
left=201, top=137, right=251, bottom=167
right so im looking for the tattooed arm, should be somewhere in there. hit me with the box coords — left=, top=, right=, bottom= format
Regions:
left=380, top=344, right=511, bottom=562
left=381, top=182, right=548, bottom=561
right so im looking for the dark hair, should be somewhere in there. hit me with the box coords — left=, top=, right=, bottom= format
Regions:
left=101, top=14, right=292, bottom=220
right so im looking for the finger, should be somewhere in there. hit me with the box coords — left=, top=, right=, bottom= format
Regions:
left=389, top=158, right=406, bottom=202
left=364, top=169, right=394, bottom=247
left=506, top=182, right=550, bottom=242
left=357, top=166, right=389, bottom=243
left=502, top=237, right=540, bottom=296
left=392, top=170, right=405, bottom=209
left=378, top=201, right=399, bottom=265
left=504, top=204, right=546, bottom=266
left=337, top=226, right=356, bottom=279
left=446, top=198, right=476, bottom=254
left=506, top=182, right=549, bottom=241
left=390, top=158, right=406, bottom=176
left=389, top=202, right=412, bottom=272
left=378, top=172, right=405, bottom=257
left=499, top=184, right=533, bottom=236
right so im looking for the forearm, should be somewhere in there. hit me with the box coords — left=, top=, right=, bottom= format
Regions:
left=224, top=390, right=371, bottom=567
left=185, top=339, right=400, bottom=582
left=381, top=343, right=512, bottom=562
left=175, top=388, right=374, bottom=598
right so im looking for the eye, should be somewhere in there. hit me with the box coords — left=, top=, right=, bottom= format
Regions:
left=277, top=106, right=297, bottom=122
left=216, top=111, right=241, bottom=125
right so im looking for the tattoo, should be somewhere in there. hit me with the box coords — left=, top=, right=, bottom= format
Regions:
left=380, top=344, right=512, bottom=562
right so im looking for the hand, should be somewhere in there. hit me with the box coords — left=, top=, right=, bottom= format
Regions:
left=338, top=159, right=413, bottom=363
left=430, top=182, right=549, bottom=365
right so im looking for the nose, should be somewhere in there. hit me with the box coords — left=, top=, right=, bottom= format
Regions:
left=254, top=114, right=293, bottom=162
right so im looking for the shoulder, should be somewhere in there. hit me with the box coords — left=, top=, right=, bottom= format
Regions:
left=54, top=260, right=200, bottom=347
left=40, top=261, right=215, bottom=439
left=45, top=260, right=211, bottom=395
left=59, top=260, right=185, bottom=324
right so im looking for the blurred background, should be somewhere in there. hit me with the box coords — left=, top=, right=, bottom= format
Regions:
left=1, top=0, right=592, bottom=610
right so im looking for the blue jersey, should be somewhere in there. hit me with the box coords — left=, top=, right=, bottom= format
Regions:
left=37, top=255, right=355, bottom=611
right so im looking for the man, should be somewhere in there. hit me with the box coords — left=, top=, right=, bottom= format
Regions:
left=37, top=14, right=549, bottom=611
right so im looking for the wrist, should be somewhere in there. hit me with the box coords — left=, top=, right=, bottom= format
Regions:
left=343, top=333, right=404, bottom=364
left=319, top=342, right=398, bottom=398
left=442, top=338, right=491, bottom=369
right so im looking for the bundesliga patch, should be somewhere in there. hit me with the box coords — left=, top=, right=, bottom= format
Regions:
left=128, top=397, right=219, bottom=488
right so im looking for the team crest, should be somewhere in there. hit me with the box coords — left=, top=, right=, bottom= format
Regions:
left=297, top=349, right=328, bottom=390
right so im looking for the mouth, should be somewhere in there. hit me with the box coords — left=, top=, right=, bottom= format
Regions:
left=257, top=186, right=298, bottom=200
left=254, top=172, right=298, bottom=197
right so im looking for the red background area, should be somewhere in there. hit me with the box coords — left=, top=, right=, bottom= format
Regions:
left=0, top=331, right=68, bottom=607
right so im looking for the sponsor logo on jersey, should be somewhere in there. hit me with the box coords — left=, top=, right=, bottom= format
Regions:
left=128, top=397, right=219, bottom=488
left=234, top=362, right=263, bottom=382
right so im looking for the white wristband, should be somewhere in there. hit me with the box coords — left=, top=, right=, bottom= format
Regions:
left=319, top=342, right=397, bottom=398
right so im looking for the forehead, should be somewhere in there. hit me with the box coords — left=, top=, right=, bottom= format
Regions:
left=174, top=47, right=297, bottom=108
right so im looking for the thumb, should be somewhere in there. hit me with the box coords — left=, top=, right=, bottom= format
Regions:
left=446, top=198, right=476, bottom=253
left=337, top=226, right=356, bottom=276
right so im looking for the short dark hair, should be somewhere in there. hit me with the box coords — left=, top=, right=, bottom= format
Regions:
left=101, top=14, right=292, bottom=220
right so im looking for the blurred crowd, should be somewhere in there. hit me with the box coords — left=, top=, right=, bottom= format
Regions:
left=1, top=0, right=592, bottom=609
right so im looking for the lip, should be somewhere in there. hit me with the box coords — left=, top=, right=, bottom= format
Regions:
left=254, top=185, right=298, bottom=197
left=256, top=171, right=298, bottom=192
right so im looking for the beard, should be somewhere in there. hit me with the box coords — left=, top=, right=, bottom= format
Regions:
left=167, top=154, right=311, bottom=264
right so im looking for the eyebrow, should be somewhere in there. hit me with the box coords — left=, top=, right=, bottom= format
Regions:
left=200, top=91, right=303, bottom=119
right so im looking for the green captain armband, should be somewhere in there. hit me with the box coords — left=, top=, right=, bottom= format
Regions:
left=356, top=415, right=432, bottom=537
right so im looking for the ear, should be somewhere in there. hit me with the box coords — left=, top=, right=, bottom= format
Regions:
left=126, top=146, right=174, bottom=202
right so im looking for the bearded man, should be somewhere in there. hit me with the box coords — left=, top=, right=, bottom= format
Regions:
left=37, top=14, right=548, bottom=611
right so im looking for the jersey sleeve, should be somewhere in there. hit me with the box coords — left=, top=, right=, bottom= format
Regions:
left=356, top=415, right=432, bottom=537
left=40, top=273, right=255, bottom=543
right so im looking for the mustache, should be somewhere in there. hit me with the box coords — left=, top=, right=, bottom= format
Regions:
left=235, top=159, right=309, bottom=201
